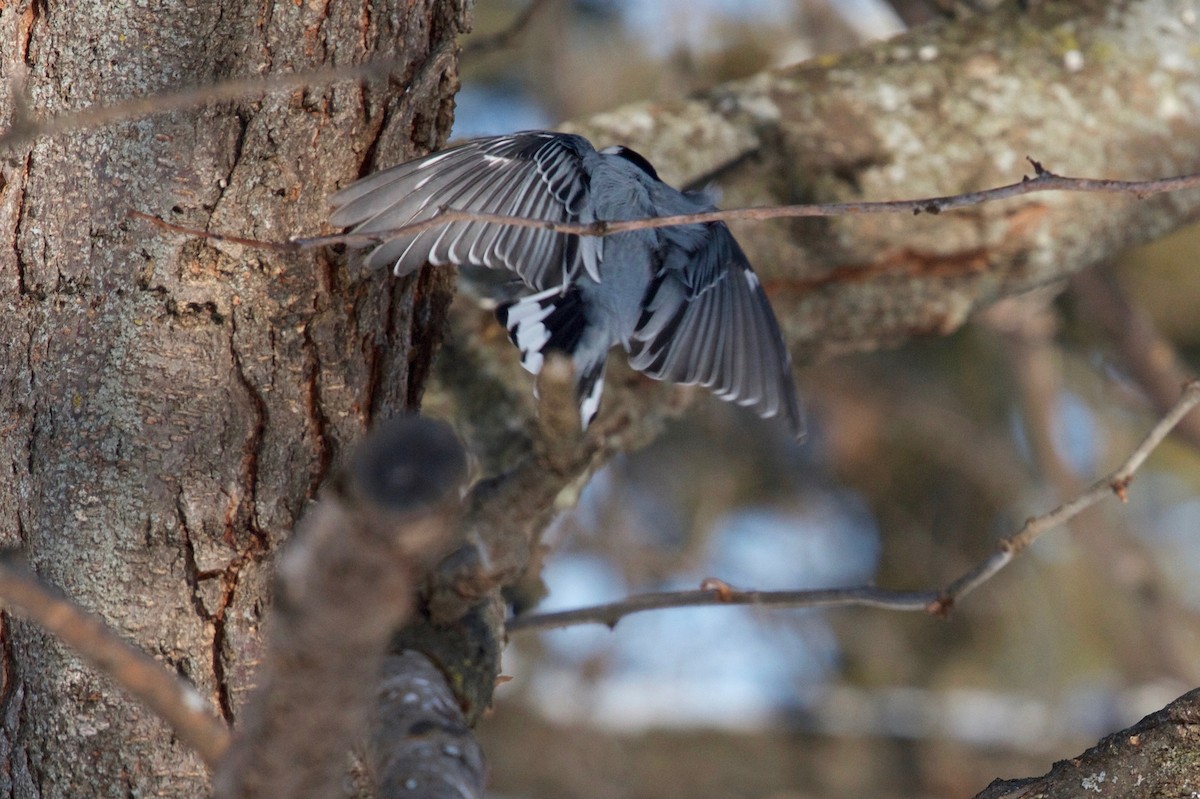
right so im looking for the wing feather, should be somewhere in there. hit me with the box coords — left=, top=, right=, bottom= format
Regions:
left=330, top=132, right=595, bottom=288
left=628, top=225, right=803, bottom=437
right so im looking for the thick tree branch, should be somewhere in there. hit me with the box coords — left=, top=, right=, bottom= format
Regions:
left=369, top=652, right=487, bottom=799
left=506, top=380, right=1200, bottom=633
left=427, top=354, right=681, bottom=627
left=563, top=0, right=1200, bottom=362
left=212, top=417, right=468, bottom=799
left=974, top=686, right=1200, bottom=799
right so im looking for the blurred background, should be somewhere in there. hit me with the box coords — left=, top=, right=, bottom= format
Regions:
left=441, top=2, right=1200, bottom=797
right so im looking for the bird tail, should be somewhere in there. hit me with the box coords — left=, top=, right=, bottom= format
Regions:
left=496, top=286, right=607, bottom=429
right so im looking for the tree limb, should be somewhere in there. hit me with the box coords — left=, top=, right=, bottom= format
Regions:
left=974, top=686, right=1200, bottom=799
left=0, top=553, right=231, bottom=767
left=212, top=417, right=468, bottom=799
left=563, top=0, right=1200, bottom=362
left=369, top=652, right=487, bottom=799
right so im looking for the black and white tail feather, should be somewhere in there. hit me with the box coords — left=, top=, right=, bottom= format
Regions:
left=329, top=131, right=804, bottom=438
left=495, top=285, right=608, bottom=427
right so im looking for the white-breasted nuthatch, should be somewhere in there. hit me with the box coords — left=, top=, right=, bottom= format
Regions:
left=329, top=131, right=803, bottom=437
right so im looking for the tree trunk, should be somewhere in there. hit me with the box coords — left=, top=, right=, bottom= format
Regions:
left=0, top=1, right=465, bottom=794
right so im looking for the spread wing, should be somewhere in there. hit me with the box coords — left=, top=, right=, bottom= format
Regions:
left=627, top=224, right=804, bottom=438
left=329, top=131, right=602, bottom=287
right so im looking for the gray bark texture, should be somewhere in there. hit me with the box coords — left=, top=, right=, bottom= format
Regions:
left=975, top=687, right=1200, bottom=799
left=0, top=0, right=466, bottom=795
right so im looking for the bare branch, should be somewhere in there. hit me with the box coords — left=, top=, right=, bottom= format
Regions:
left=293, top=168, right=1200, bottom=248
left=212, top=417, right=467, bottom=799
left=0, top=48, right=453, bottom=152
left=0, top=552, right=231, bottom=767
left=506, top=380, right=1200, bottom=633
left=131, top=163, right=1200, bottom=258
left=126, top=210, right=299, bottom=252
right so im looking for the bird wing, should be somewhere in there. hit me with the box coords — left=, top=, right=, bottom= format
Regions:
left=329, top=132, right=601, bottom=287
left=627, top=224, right=804, bottom=438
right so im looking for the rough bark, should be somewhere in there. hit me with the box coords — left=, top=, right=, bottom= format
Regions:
left=0, top=0, right=1197, bottom=795
left=0, top=1, right=466, bottom=795
left=368, top=652, right=487, bottom=799
left=975, top=687, right=1200, bottom=799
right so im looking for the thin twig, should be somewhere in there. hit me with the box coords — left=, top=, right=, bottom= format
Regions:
left=506, top=380, right=1200, bottom=633
left=1, top=57, right=407, bottom=151
left=0, top=552, right=231, bottom=766
left=127, top=210, right=300, bottom=252
left=461, top=0, right=556, bottom=59
left=294, top=165, right=1200, bottom=248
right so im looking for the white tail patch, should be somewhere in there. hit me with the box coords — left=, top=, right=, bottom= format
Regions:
left=502, top=287, right=562, bottom=374
left=579, top=373, right=605, bottom=429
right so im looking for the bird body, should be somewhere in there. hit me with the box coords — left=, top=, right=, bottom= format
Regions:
left=329, top=131, right=804, bottom=437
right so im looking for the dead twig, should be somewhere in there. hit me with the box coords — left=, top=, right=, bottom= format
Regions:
left=1, top=55, right=424, bottom=152
left=293, top=165, right=1200, bottom=248
left=132, top=164, right=1200, bottom=254
left=506, top=380, right=1200, bottom=632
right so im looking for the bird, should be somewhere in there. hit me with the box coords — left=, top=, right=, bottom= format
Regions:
left=328, top=131, right=804, bottom=438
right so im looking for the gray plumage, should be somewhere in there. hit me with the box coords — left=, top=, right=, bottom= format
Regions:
left=329, top=131, right=804, bottom=437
